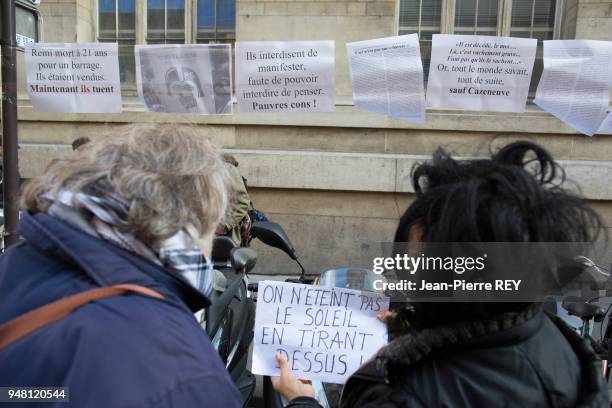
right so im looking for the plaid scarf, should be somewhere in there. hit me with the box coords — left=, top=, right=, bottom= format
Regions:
left=44, top=188, right=214, bottom=296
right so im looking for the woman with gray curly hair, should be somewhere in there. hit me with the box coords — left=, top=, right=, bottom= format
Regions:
left=0, top=125, right=242, bottom=408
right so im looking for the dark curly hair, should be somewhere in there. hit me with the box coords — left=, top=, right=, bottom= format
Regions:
left=391, top=141, right=604, bottom=331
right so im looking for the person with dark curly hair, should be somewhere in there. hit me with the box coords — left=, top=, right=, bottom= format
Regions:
left=272, top=141, right=610, bottom=408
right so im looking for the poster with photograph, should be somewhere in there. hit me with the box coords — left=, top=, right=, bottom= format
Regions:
left=135, top=44, right=233, bottom=114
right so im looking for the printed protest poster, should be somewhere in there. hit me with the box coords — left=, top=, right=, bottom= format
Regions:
left=535, top=40, right=612, bottom=136
left=235, top=41, right=335, bottom=113
left=135, top=44, right=232, bottom=114
left=426, top=34, right=537, bottom=112
left=347, top=34, right=426, bottom=123
left=252, top=281, right=389, bottom=384
left=24, top=43, right=122, bottom=113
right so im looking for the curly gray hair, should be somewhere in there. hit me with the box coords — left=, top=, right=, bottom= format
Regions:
left=21, top=124, right=229, bottom=248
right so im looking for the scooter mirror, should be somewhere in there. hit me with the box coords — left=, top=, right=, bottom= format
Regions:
left=230, top=247, right=257, bottom=274
left=251, top=221, right=297, bottom=260
left=212, top=236, right=238, bottom=265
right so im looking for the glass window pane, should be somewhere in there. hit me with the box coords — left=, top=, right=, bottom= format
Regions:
left=15, top=6, right=37, bottom=40
left=477, top=0, right=498, bottom=29
left=398, top=1, right=441, bottom=82
left=399, top=0, right=420, bottom=28
left=99, top=0, right=117, bottom=39
left=147, top=0, right=165, bottom=39
left=167, top=0, right=185, bottom=39
left=511, top=0, right=533, bottom=27
left=197, top=0, right=236, bottom=40
left=511, top=0, right=555, bottom=32
left=533, top=0, right=555, bottom=27
left=118, top=0, right=135, bottom=38
left=98, top=40, right=135, bottom=88
left=455, top=0, right=476, bottom=29
left=197, top=0, right=215, bottom=30
left=510, top=1, right=556, bottom=97
left=217, top=0, right=236, bottom=29
left=118, top=41, right=136, bottom=85
left=455, top=0, right=497, bottom=34
left=421, top=0, right=442, bottom=28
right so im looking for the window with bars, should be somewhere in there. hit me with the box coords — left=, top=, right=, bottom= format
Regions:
left=398, top=0, right=562, bottom=94
left=97, top=0, right=137, bottom=86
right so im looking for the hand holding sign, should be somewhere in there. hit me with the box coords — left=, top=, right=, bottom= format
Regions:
left=252, top=281, right=389, bottom=384
left=271, top=354, right=315, bottom=401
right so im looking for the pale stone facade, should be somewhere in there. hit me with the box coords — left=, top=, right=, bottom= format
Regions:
left=11, top=0, right=612, bottom=274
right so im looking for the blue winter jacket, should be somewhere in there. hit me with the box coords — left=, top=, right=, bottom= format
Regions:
left=0, top=212, right=242, bottom=408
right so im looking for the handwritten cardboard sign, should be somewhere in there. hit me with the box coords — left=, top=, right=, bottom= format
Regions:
left=252, top=281, right=389, bottom=384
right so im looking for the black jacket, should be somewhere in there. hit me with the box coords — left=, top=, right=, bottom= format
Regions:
left=288, top=307, right=610, bottom=408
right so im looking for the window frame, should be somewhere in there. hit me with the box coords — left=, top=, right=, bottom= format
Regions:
left=396, top=0, right=567, bottom=99
left=95, top=0, right=138, bottom=41
left=396, top=0, right=565, bottom=39
left=145, top=0, right=187, bottom=43
left=94, top=0, right=237, bottom=94
left=195, top=0, right=237, bottom=43
left=95, top=0, right=237, bottom=45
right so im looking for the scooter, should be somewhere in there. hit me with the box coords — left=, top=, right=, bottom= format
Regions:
left=201, top=237, right=258, bottom=407
left=203, top=223, right=302, bottom=407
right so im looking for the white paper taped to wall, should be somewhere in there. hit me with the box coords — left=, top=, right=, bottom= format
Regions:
left=346, top=34, right=426, bottom=123
left=25, top=43, right=122, bottom=113
left=426, top=34, right=537, bottom=113
left=235, top=41, right=335, bottom=113
left=535, top=40, right=612, bottom=136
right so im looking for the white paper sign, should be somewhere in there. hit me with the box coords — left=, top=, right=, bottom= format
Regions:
left=235, top=41, right=335, bottom=113
left=535, top=40, right=612, bottom=136
left=252, top=281, right=389, bottom=384
left=426, top=34, right=537, bottom=112
left=25, top=43, right=122, bottom=113
left=135, top=44, right=232, bottom=114
left=347, top=34, right=426, bottom=123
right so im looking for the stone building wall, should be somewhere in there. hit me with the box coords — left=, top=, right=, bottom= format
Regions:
left=11, top=0, right=612, bottom=274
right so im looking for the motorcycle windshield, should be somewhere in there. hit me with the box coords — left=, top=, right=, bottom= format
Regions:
left=317, top=267, right=384, bottom=292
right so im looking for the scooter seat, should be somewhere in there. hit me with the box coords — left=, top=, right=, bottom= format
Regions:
left=562, top=296, right=605, bottom=321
